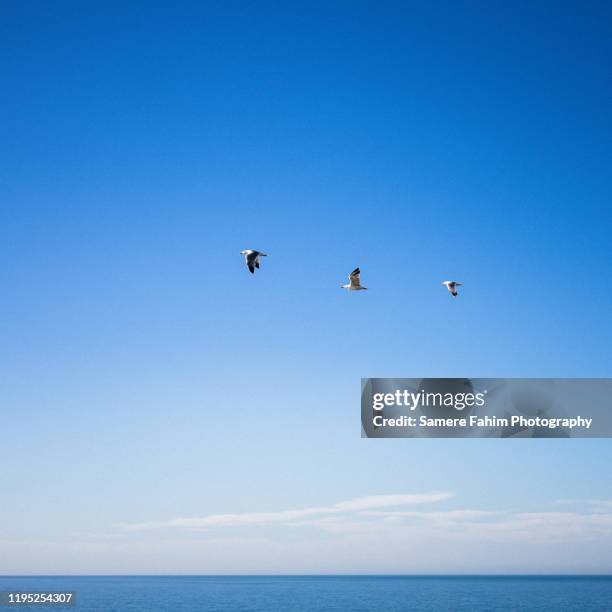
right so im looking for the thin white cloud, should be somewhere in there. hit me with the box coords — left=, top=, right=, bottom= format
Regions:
left=117, top=492, right=612, bottom=573
left=361, top=509, right=501, bottom=521
left=285, top=508, right=612, bottom=543
left=334, top=493, right=451, bottom=512
left=120, top=492, right=452, bottom=531
left=7, top=497, right=612, bottom=573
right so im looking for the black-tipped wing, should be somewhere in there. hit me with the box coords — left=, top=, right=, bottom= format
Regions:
left=349, top=267, right=361, bottom=288
left=245, top=251, right=259, bottom=273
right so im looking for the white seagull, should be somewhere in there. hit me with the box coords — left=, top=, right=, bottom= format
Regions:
left=442, top=280, right=463, bottom=297
left=240, top=249, right=267, bottom=274
left=341, top=267, right=367, bottom=291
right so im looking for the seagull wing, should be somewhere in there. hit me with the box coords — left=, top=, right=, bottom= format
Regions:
left=245, top=251, right=258, bottom=274
left=349, top=267, right=361, bottom=288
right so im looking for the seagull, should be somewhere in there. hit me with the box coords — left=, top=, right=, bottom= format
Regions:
left=240, top=250, right=267, bottom=274
left=442, top=280, right=463, bottom=297
left=341, top=267, right=367, bottom=291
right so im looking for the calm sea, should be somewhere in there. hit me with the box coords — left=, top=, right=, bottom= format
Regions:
left=0, top=576, right=610, bottom=611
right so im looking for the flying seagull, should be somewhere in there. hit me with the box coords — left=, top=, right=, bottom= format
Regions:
left=341, top=267, right=367, bottom=291
left=442, top=280, right=463, bottom=297
left=240, top=249, right=267, bottom=274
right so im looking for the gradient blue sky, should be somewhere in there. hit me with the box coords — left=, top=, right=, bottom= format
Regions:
left=2, top=1, right=612, bottom=573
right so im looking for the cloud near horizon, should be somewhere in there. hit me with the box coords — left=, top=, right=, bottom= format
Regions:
left=4, top=495, right=612, bottom=574
left=119, top=493, right=612, bottom=547
left=120, top=492, right=453, bottom=530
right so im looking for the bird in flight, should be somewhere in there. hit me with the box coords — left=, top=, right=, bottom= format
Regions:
left=241, top=250, right=267, bottom=274
left=341, top=267, right=367, bottom=291
left=442, top=280, right=463, bottom=297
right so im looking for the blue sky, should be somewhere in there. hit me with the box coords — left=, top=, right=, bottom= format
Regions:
left=1, top=1, right=612, bottom=573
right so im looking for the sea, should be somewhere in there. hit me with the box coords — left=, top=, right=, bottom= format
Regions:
left=0, top=576, right=610, bottom=611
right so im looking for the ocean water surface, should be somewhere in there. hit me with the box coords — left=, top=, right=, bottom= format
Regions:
left=0, top=576, right=610, bottom=611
